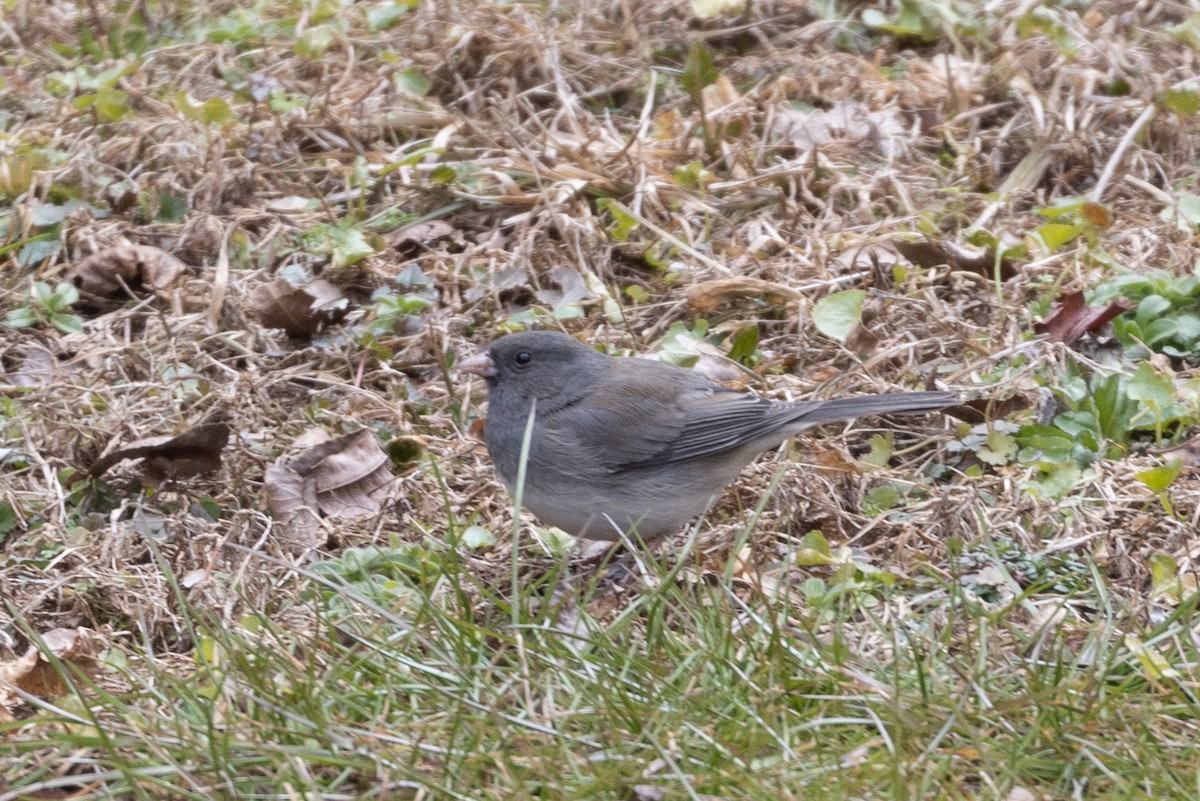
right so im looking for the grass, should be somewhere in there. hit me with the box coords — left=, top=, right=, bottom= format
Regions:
left=7, top=530, right=1200, bottom=799
left=5, top=0, right=1200, bottom=798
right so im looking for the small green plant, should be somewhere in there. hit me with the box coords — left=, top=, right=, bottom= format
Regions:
left=296, top=220, right=376, bottom=268
left=5, top=281, right=84, bottom=334
left=308, top=544, right=440, bottom=634
left=1090, top=268, right=1200, bottom=358
left=796, top=529, right=895, bottom=618
left=949, top=536, right=1091, bottom=601
left=363, top=290, right=431, bottom=337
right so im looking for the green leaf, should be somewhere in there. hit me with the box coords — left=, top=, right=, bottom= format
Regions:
left=50, top=312, right=84, bottom=334
left=295, top=24, right=336, bottom=57
left=331, top=228, right=375, bottom=268
left=1170, top=14, right=1200, bottom=52
left=1026, top=462, right=1083, bottom=499
left=1136, top=459, right=1183, bottom=493
left=4, top=307, right=37, bottom=328
left=395, top=67, right=431, bottom=96
left=1033, top=222, right=1083, bottom=253
left=17, top=238, right=62, bottom=267
left=460, top=525, right=495, bottom=549
left=812, top=289, right=866, bottom=343
left=201, top=97, right=235, bottom=125
left=862, top=432, right=893, bottom=467
left=680, top=42, right=717, bottom=101
left=596, top=198, right=638, bottom=242
left=624, top=284, right=648, bottom=303
left=367, top=1, right=416, bottom=31
left=33, top=281, right=54, bottom=304
left=1157, top=88, right=1200, bottom=117
left=1127, top=362, right=1174, bottom=410
left=1014, top=424, right=1076, bottom=464
left=862, top=484, right=902, bottom=516
left=977, top=429, right=1018, bottom=466
left=796, top=530, right=834, bottom=566
left=1161, top=193, right=1200, bottom=231
left=156, top=190, right=188, bottom=223
left=727, top=325, right=759, bottom=364
left=0, top=502, right=15, bottom=534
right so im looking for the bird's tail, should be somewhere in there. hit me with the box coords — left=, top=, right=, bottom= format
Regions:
left=790, top=391, right=958, bottom=427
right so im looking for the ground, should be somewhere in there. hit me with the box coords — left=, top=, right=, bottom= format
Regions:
left=3, top=1, right=1200, bottom=799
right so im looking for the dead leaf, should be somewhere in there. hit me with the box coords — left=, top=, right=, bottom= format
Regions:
left=66, top=244, right=186, bottom=298
left=250, top=278, right=349, bottom=337
left=1151, top=432, right=1200, bottom=470
left=810, top=442, right=862, bottom=477
left=0, top=627, right=102, bottom=722
left=384, top=220, right=455, bottom=258
left=686, top=276, right=802, bottom=313
left=1034, top=291, right=1133, bottom=345
left=264, top=429, right=399, bottom=553
left=535, top=265, right=597, bottom=315
left=770, top=100, right=908, bottom=156
left=954, top=391, right=1046, bottom=425
left=1080, top=200, right=1113, bottom=229
left=87, top=411, right=230, bottom=486
left=893, top=238, right=1017, bottom=280
left=2, top=343, right=81, bottom=387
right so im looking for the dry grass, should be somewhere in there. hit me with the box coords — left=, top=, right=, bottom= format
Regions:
left=4, top=0, right=1200, bottom=797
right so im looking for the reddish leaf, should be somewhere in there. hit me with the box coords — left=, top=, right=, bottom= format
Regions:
left=1035, top=291, right=1133, bottom=345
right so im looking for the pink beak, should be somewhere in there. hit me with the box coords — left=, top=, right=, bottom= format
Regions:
left=459, top=351, right=496, bottom=378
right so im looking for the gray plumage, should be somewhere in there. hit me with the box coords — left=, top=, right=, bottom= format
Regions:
left=461, top=331, right=955, bottom=541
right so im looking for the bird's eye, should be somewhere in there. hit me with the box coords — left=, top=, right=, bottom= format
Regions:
left=514, top=351, right=533, bottom=366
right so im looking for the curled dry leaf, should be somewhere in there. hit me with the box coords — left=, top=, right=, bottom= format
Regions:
left=66, top=244, right=186, bottom=298
left=685, top=276, right=802, bottom=313
left=384, top=220, right=456, bottom=257
left=250, top=278, right=349, bottom=338
left=3, top=342, right=80, bottom=387
left=893, top=238, right=1017, bottom=280
left=1034, top=291, right=1133, bottom=345
left=87, top=412, right=230, bottom=486
left=953, top=390, right=1047, bottom=425
left=770, top=100, right=909, bottom=156
left=0, top=627, right=102, bottom=722
left=534, top=265, right=598, bottom=315
left=263, top=429, right=399, bottom=553
left=1151, top=432, right=1200, bottom=471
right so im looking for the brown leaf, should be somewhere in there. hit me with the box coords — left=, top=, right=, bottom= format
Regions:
left=66, top=244, right=186, bottom=298
left=810, top=442, right=862, bottom=477
left=263, top=429, right=398, bottom=553
left=770, top=100, right=908, bottom=156
left=1034, top=291, right=1133, bottom=345
left=534, top=265, right=597, bottom=313
left=250, top=278, right=349, bottom=338
left=1151, top=432, right=1200, bottom=470
left=3, top=343, right=76, bottom=387
left=384, top=220, right=455, bottom=257
left=686, top=276, right=802, bottom=313
left=953, top=391, right=1047, bottom=425
left=87, top=411, right=230, bottom=486
left=893, top=238, right=1017, bottom=280
left=0, top=627, right=102, bottom=722
left=1080, top=201, right=1113, bottom=228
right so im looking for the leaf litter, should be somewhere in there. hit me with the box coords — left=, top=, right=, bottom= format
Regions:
left=3, top=0, right=1200, bottom=787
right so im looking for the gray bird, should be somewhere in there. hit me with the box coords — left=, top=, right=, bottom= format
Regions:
left=460, top=331, right=955, bottom=541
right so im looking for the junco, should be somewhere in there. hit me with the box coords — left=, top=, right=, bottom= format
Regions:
left=460, top=331, right=955, bottom=541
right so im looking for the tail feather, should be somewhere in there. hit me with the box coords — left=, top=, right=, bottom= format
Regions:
left=792, top=391, right=958, bottom=427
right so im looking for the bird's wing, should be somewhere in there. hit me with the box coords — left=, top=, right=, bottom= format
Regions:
left=659, top=386, right=811, bottom=463
left=549, top=367, right=692, bottom=470
left=566, top=373, right=810, bottom=471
